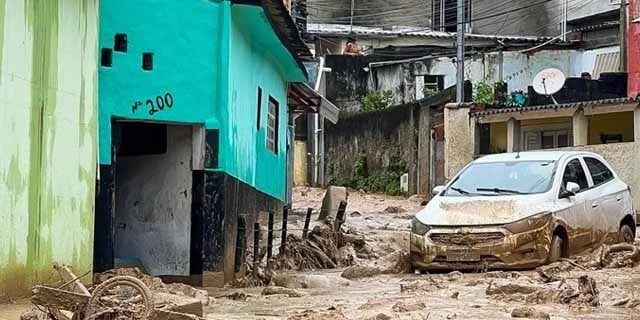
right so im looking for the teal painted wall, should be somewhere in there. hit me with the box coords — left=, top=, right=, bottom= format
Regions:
left=99, top=0, right=222, bottom=162
left=224, top=6, right=292, bottom=201
left=99, top=0, right=305, bottom=201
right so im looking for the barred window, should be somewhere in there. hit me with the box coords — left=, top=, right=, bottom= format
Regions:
left=267, top=97, right=279, bottom=154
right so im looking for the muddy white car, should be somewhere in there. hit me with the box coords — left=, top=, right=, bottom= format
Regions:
left=410, top=151, right=636, bottom=271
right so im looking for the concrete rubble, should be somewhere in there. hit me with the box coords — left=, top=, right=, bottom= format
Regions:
left=318, top=186, right=348, bottom=221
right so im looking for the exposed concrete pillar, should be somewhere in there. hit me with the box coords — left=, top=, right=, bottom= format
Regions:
left=634, top=107, right=640, bottom=143
left=444, top=103, right=474, bottom=181
left=573, top=109, right=589, bottom=146
left=417, top=105, right=431, bottom=195
left=506, top=118, right=521, bottom=152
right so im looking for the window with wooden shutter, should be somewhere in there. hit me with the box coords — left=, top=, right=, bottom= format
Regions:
left=267, top=97, right=279, bottom=154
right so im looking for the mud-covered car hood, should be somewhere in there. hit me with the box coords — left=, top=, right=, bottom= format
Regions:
left=415, top=194, right=556, bottom=226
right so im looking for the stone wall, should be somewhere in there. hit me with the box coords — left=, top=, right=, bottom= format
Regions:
left=324, top=55, right=383, bottom=113
left=324, top=104, right=421, bottom=195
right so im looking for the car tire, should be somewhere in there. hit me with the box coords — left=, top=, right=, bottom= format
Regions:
left=549, top=234, right=563, bottom=263
left=619, top=224, right=635, bottom=244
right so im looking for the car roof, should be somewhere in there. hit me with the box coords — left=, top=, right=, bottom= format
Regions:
left=474, top=151, right=600, bottom=163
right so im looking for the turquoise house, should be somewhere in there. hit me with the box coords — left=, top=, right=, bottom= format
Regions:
left=95, top=0, right=319, bottom=286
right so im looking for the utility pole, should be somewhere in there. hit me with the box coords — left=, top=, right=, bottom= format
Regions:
left=621, top=0, right=628, bottom=72
left=349, top=0, right=355, bottom=33
left=456, top=0, right=465, bottom=103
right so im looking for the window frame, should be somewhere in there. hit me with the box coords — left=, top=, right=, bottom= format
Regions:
left=266, top=96, right=279, bottom=154
left=558, top=157, right=590, bottom=197
left=256, top=87, right=263, bottom=130
left=442, top=160, right=558, bottom=197
left=521, top=123, right=573, bottom=151
left=583, top=157, right=615, bottom=188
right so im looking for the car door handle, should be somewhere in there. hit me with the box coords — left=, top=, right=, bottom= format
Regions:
left=592, top=202, right=600, bottom=208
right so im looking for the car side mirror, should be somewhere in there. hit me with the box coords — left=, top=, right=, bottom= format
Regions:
left=561, top=182, right=580, bottom=198
left=432, top=185, right=445, bottom=196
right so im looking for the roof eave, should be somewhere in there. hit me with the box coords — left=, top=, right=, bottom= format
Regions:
left=232, top=0, right=313, bottom=79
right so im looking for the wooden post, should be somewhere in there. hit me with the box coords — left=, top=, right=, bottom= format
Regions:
left=280, top=206, right=289, bottom=256
left=253, top=222, right=260, bottom=272
left=267, top=211, right=274, bottom=265
left=335, top=201, right=347, bottom=232
left=302, top=208, right=312, bottom=239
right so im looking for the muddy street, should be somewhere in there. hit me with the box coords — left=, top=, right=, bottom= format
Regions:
left=204, top=188, right=640, bottom=320
left=4, top=188, right=640, bottom=320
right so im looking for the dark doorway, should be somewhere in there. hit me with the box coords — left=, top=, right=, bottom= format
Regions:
left=95, top=121, right=195, bottom=277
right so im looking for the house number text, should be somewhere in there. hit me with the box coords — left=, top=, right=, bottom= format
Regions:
left=132, top=92, right=174, bottom=116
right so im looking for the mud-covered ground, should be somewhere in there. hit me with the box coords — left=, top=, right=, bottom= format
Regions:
left=205, top=188, right=640, bottom=320
left=3, top=188, right=640, bottom=319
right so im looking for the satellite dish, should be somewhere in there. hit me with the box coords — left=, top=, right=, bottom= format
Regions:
left=533, top=68, right=566, bottom=96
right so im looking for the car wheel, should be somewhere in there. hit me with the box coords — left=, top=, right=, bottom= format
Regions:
left=549, top=234, right=563, bottom=263
left=619, top=224, right=635, bottom=244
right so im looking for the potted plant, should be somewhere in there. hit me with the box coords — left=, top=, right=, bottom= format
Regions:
left=473, top=81, right=494, bottom=111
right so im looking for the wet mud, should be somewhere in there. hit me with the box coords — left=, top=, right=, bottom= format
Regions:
left=202, top=188, right=640, bottom=320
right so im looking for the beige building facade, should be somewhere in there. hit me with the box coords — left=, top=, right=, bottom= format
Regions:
left=444, top=99, right=640, bottom=209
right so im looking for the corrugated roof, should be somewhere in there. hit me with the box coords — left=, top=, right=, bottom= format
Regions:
left=472, top=97, right=639, bottom=117
left=308, top=23, right=558, bottom=43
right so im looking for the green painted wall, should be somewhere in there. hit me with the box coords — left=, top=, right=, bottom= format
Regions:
left=99, top=0, right=305, bottom=201
left=0, top=0, right=99, bottom=296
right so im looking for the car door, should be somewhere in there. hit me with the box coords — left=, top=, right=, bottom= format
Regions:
left=583, top=156, right=622, bottom=243
left=557, top=158, right=594, bottom=252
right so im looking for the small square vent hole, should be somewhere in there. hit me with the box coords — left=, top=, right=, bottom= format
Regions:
left=142, top=52, right=153, bottom=71
left=114, top=33, right=128, bottom=52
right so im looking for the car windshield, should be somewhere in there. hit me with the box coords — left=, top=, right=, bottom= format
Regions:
left=444, top=160, right=556, bottom=196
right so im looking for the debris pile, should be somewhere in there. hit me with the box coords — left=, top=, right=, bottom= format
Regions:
left=232, top=257, right=274, bottom=288
left=486, top=274, right=600, bottom=307
left=96, top=267, right=211, bottom=306
left=23, top=265, right=208, bottom=320
left=261, top=286, right=304, bottom=298
left=274, top=220, right=367, bottom=271
left=400, top=277, right=448, bottom=293
left=391, top=301, right=426, bottom=313
left=511, top=307, right=550, bottom=319
left=287, top=309, right=349, bottom=320
left=577, top=243, right=640, bottom=269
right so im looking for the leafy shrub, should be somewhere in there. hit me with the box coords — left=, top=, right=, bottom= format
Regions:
left=473, top=81, right=494, bottom=104
left=361, top=90, right=394, bottom=112
left=423, top=87, right=439, bottom=98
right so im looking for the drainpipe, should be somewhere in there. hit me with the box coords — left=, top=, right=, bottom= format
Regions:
left=313, top=57, right=326, bottom=186
left=498, top=50, right=504, bottom=82
left=429, top=129, right=436, bottom=193
left=561, top=0, right=568, bottom=41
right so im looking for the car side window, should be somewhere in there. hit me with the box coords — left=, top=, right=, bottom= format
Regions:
left=561, top=159, right=589, bottom=192
left=584, top=157, right=614, bottom=187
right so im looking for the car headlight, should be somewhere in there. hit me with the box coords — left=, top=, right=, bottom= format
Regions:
left=504, top=212, right=552, bottom=234
left=412, top=218, right=431, bottom=236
